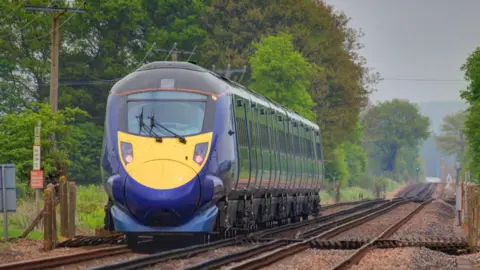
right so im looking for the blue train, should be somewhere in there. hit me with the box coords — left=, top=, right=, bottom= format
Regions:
left=101, top=61, right=325, bottom=246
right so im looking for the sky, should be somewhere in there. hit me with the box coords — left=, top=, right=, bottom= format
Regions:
left=323, top=0, right=480, bottom=104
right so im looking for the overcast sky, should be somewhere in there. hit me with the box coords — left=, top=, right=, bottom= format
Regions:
left=323, top=0, right=480, bottom=104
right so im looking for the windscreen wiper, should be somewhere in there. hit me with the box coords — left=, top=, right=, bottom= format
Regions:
left=136, top=108, right=163, bottom=142
left=148, top=111, right=187, bottom=144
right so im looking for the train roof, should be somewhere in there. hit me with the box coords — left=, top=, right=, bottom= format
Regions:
left=111, top=61, right=319, bottom=131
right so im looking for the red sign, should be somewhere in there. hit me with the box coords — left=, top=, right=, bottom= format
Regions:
left=30, top=170, right=44, bottom=189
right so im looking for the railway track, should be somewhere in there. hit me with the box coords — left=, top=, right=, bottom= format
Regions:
left=0, top=183, right=441, bottom=270
left=0, top=245, right=131, bottom=270
left=173, top=183, right=446, bottom=270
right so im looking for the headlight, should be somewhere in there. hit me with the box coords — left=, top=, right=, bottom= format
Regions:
left=120, top=142, right=133, bottom=165
left=193, top=142, right=208, bottom=165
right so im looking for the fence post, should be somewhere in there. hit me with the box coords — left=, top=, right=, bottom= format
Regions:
left=59, top=176, right=68, bottom=237
left=467, top=185, right=477, bottom=252
left=43, top=186, right=53, bottom=251
left=473, top=189, right=479, bottom=252
left=49, top=183, right=57, bottom=247
left=67, top=182, right=76, bottom=238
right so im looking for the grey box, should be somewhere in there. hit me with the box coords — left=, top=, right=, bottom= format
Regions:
left=0, top=164, right=16, bottom=212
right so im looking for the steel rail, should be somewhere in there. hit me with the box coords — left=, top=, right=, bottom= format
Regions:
left=319, top=199, right=374, bottom=211
left=90, top=236, right=245, bottom=270
left=0, top=245, right=130, bottom=270
left=331, top=198, right=435, bottom=270
left=90, top=199, right=386, bottom=270
left=253, top=199, right=387, bottom=239
left=301, top=199, right=408, bottom=239
left=178, top=199, right=411, bottom=270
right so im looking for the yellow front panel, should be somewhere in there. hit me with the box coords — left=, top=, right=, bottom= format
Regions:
left=117, top=131, right=213, bottom=190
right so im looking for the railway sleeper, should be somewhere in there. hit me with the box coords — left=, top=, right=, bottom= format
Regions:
left=309, top=238, right=469, bottom=253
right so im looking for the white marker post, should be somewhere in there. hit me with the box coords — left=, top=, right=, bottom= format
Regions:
left=32, top=121, right=43, bottom=218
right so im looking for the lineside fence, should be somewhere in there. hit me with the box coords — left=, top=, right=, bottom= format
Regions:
left=21, top=176, right=77, bottom=250
left=459, top=172, right=480, bottom=252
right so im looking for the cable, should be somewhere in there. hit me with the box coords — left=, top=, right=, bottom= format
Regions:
left=22, top=1, right=86, bottom=43
left=0, top=1, right=25, bottom=24
left=0, top=0, right=55, bottom=39
left=380, top=78, right=466, bottom=82
left=86, top=42, right=157, bottom=82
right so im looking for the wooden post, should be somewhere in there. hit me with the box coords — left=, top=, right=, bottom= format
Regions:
left=467, top=185, right=477, bottom=251
left=59, top=176, right=68, bottom=237
left=68, top=182, right=76, bottom=238
left=472, top=189, right=479, bottom=252
left=43, top=187, right=53, bottom=251
left=48, top=183, right=57, bottom=248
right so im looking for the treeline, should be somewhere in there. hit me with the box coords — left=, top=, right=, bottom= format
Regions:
left=459, top=48, right=480, bottom=181
left=0, top=0, right=429, bottom=192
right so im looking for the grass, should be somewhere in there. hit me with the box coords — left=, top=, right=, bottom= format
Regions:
left=0, top=184, right=107, bottom=240
left=320, top=179, right=403, bottom=205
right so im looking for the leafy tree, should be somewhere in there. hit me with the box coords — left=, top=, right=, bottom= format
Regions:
left=362, top=99, right=430, bottom=177
left=343, top=120, right=368, bottom=186
left=325, top=144, right=350, bottom=187
left=201, top=0, right=378, bottom=157
left=460, top=47, right=480, bottom=181
left=0, top=103, right=88, bottom=184
left=249, top=33, right=316, bottom=120
left=70, top=123, right=104, bottom=185
left=435, top=111, right=467, bottom=158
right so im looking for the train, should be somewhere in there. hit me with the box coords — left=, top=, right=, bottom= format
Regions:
left=100, top=61, right=325, bottom=246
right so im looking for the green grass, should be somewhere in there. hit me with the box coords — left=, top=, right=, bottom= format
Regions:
left=320, top=179, right=403, bottom=204
left=0, top=184, right=107, bottom=240
left=0, top=225, right=43, bottom=240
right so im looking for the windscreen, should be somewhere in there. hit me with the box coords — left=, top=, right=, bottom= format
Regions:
left=126, top=91, right=207, bottom=137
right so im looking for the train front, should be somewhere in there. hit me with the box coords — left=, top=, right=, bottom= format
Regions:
left=101, top=62, right=224, bottom=235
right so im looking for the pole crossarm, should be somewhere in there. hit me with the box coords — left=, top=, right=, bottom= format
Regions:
left=24, top=5, right=86, bottom=14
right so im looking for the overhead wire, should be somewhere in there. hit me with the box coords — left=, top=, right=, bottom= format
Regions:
left=0, top=0, right=25, bottom=24
left=380, top=78, right=466, bottom=83
left=0, top=0, right=55, bottom=39
left=84, top=41, right=158, bottom=82
left=22, top=1, right=86, bottom=43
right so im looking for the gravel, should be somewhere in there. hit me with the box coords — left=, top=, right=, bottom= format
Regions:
left=329, top=202, right=420, bottom=240
left=0, top=239, right=110, bottom=264
left=392, top=200, right=457, bottom=240
left=431, top=184, right=446, bottom=199
left=274, top=203, right=387, bottom=238
left=260, top=249, right=353, bottom=270
left=349, top=247, right=457, bottom=270
left=148, top=244, right=255, bottom=269
left=50, top=252, right=144, bottom=270
left=441, top=182, right=456, bottom=200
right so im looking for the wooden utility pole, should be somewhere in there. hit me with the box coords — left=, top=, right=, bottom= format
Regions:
left=25, top=3, right=86, bottom=112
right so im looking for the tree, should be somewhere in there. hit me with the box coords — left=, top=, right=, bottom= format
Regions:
left=0, top=103, right=88, bottom=184
left=201, top=0, right=378, bottom=157
left=325, top=144, right=350, bottom=187
left=343, top=120, right=368, bottom=186
left=460, top=47, right=480, bottom=181
left=435, top=111, right=467, bottom=158
left=249, top=33, right=316, bottom=120
left=363, top=99, right=430, bottom=178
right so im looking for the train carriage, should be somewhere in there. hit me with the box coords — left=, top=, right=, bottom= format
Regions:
left=101, top=61, right=325, bottom=245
